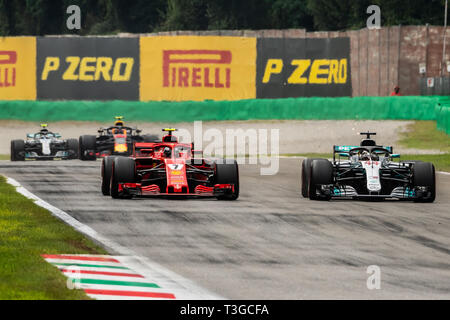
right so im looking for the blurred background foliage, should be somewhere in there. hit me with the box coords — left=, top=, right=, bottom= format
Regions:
left=0, top=0, right=447, bottom=36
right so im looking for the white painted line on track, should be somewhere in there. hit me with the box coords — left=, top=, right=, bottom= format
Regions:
left=5, top=176, right=224, bottom=300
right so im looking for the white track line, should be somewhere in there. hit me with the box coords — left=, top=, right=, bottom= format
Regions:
left=5, top=176, right=224, bottom=300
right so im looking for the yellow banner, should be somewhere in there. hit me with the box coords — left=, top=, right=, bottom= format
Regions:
left=0, top=37, right=36, bottom=100
left=140, top=36, right=256, bottom=101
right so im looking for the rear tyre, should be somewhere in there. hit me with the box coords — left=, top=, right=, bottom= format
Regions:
left=413, top=162, right=435, bottom=203
left=110, top=157, right=136, bottom=199
left=67, top=139, right=79, bottom=159
left=10, top=140, right=25, bottom=161
left=301, top=158, right=321, bottom=198
left=215, top=160, right=239, bottom=200
left=309, top=159, right=333, bottom=201
left=101, top=156, right=116, bottom=195
left=79, top=135, right=97, bottom=161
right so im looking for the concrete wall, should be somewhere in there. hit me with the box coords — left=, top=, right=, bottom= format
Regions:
left=129, top=25, right=450, bottom=96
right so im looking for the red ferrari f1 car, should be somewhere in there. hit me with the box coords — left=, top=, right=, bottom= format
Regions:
left=101, top=129, right=239, bottom=200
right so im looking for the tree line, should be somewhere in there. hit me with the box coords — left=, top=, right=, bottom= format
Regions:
left=0, top=0, right=446, bottom=36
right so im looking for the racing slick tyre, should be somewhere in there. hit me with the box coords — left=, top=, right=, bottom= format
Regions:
left=67, top=139, right=79, bottom=159
left=215, top=160, right=239, bottom=200
left=10, top=140, right=25, bottom=161
left=412, top=162, right=436, bottom=203
left=309, top=159, right=333, bottom=201
left=101, top=156, right=116, bottom=196
left=301, top=158, right=321, bottom=198
left=142, top=134, right=160, bottom=142
left=110, top=157, right=136, bottom=199
left=79, top=135, right=97, bottom=161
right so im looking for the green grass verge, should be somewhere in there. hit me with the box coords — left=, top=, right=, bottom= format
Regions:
left=0, top=175, right=107, bottom=299
left=0, top=154, right=9, bottom=160
left=398, top=154, right=450, bottom=172
left=398, top=121, right=450, bottom=153
left=281, top=153, right=450, bottom=172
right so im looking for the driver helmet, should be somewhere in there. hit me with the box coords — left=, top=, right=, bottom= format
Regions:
left=163, top=146, right=172, bottom=158
left=359, top=150, right=370, bottom=161
left=40, top=123, right=49, bottom=134
left=114, top=116, right=124, bottom=127
left=371, top=152, right=379, bottom=161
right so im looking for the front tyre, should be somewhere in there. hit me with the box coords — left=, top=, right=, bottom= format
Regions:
left=309, top=159, right=333, bottom=201
left=79, top=135, right=97, bottom=161
left=110, top=157, right=136, bottom=199
left=101, top=156, right=116, bottom=195
left=413, top=162, right=435, bottom=203
left=11, top=140, right=25, bottom=161
left=301, top=158, right=321, bottom=198
left=215, top=160, right=239, bottom=200
left=67, top=139, right=79, bottom=159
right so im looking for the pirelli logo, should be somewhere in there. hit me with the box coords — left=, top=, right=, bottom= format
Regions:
left=140, top=36, right=256, bottom=101
left=0, top=51, right=17, bottom=87
left=162, top=50, right=232, bottom=88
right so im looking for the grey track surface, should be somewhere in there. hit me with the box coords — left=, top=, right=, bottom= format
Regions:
left=1, top=119, right=444, bottom=155
left=1, top=159, right=449, bottom=299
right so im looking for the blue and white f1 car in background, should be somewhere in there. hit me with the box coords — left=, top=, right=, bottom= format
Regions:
left=10, top=124, right=79, bottom=161
left=301, top=132, right=436, bottom=202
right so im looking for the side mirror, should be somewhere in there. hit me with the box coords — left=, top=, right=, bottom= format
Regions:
left=55, top=133, right=61, bottom=138
left=26, top=134, right=34, bottom=138
left=338, top=152, right=349, bottom=157
left=391, top=154, right=400, bottom=159
left=136, top=129, right=142, bottom=134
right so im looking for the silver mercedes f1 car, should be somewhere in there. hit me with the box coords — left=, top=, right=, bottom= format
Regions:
left=301, top=132, right=436, bottom=202
left=10, top=124, right=78, bottom=161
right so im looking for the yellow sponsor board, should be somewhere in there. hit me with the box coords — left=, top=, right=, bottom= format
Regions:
left=140, top=36, right=256, bottom=101
left=0, top=37, right=36, bottom=100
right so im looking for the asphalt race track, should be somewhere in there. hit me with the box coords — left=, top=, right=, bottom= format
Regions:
left=1, top=159, right=449, bottom=299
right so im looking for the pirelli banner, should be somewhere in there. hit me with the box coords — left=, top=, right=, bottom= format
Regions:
left=140, top=36, right=256, bottom=101
left=0, top=35, right=351, bottom=102
left=37, top=37, right=139, bottom=100
left=0, top=37, right=36, bottom=100
left=256, top=38, right=351, bottom=98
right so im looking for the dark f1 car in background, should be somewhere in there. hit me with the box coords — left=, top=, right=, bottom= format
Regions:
left=301, top=132, right=436, bottom=202
left=79, top=116, right=159, bottom=160
left=101, top=128, right=239, bottom=200
left=10, top=124, right=78, bottom=161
